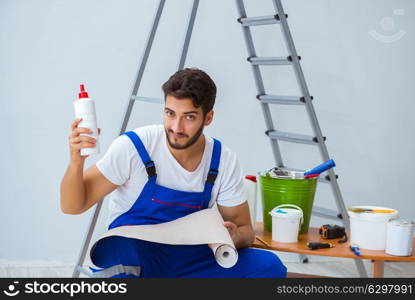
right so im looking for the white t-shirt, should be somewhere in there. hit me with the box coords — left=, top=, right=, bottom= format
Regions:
left=96, top=124, right=246, bottom=227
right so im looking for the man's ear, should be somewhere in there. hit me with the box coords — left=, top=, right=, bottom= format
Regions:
left=204, top=110, right=214, bottom=126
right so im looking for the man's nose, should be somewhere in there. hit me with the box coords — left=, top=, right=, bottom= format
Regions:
left=171, top=118, right=184, bottom=133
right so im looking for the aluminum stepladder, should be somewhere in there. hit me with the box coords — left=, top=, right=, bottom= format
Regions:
left=235, top=0, right=367, bottom=277
left=72, top=0, right=367, bottom=278
left=72, top=0, right=198, bottom=278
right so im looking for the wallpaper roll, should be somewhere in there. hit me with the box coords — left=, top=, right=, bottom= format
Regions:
left=88, top=205, right=238, bottom=270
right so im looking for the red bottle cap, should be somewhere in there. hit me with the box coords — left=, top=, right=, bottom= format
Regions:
left=78, top=84, right=89, bottom=99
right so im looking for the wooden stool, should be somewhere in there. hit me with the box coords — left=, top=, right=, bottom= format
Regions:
left=253, top=222, right=415, bottom=278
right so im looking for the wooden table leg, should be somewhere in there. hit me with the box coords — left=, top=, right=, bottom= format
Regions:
left=373, top=260, right=384, bottom=278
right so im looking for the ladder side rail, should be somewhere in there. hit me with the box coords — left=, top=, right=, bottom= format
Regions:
left=72, top=0, right=166, bottom=278
left=272, top=0, right=366, bottom=277
left=178, top=0, right=200, bottom=71
left=119, top=0, right=166, bottom=135
left=272, top=0, right=350, bottom=230
left=72, top=203, right=103, bottom=278
left=235, top=0, right=284, bottom=167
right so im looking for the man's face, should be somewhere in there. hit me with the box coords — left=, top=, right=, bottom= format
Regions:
left=164, top=95, right=213, bottom=150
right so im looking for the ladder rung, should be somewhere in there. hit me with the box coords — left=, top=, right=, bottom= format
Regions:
left=312, top=206, right=343, bottom=220
left=131, top=95, right=164, bottom=104
left=266, top=130, right=325, bottom=145
left=237, top=14, right=285, bottom=27
left=257, top=94, right=313, bottom=105
left=248, top=55, right=300, bottom=65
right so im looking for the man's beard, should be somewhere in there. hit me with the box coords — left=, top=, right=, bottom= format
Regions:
left=165, top=121, right=205, bottom=150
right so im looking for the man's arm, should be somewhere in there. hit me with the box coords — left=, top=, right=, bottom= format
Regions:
left=218, top=201, right=255, bottom=249
left=60, top=164, right=118, bottom=214
left=60, top=118, right=118, bottom=215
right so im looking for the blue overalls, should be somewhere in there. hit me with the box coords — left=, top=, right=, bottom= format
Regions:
left=89, top=131, right=287, bottom=278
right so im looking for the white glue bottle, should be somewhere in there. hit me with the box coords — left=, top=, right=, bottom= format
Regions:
left=74, top=84, right=100, bottom=156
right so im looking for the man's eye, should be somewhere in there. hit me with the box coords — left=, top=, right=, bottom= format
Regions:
left=165, top=111, right=173, bottom=116
left=186, top=115, right=195, bottom=120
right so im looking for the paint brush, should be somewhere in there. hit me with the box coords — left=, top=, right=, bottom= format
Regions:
left=255, top=236, right=271, bottom=248
left=348, top=207, right=396, bottom=214
left=304, top=159, right=336, bottom=177
left=267, top=159, right=336, bottom=180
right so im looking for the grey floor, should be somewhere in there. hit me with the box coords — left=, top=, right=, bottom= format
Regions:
left=1, top=255, right=414, bottom=278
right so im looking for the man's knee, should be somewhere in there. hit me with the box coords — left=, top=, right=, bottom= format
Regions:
left=91, top=236, right=143, bottom=269
left=269, top=252, right=287, bottom=277
left=252, top=249, right=287, bottom=278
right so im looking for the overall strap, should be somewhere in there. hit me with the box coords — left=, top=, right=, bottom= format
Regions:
left=204, top=138, right=222, bottom=194
left=124, top=131, right=156, bottom=179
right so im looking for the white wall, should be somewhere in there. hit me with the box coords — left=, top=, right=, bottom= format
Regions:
left=1, top=0, right=414, bottom=264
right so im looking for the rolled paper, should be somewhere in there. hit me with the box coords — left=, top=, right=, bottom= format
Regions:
left=88, top=204, right=238, bottom=271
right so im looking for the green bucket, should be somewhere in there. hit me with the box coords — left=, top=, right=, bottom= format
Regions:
left=259, top=171, right=318, bottom=234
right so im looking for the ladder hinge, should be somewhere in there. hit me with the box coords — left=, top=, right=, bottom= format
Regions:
left=325, top=174, right=339, bottom=181
left=288, top=55, right=301, bottom=62
left=312, top=136, right=326, bottom=143
left=275, top=14, right=288, bottom=20
left=265, top=129, right=274, bottom=136
left=300, top=96, right=313, bottom=103
left=256, top=93, right=265, bottom=100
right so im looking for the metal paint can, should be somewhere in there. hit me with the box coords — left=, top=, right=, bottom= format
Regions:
left=385, top=219, right=414, bottom=256
left=259, top=170, right=318, bottom=234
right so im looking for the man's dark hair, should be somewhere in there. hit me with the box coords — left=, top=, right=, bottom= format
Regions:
left=161, top=68, right=216, bottom=116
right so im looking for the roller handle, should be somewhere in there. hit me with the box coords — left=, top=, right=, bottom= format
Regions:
left=304, top=159, right=336, bottom=176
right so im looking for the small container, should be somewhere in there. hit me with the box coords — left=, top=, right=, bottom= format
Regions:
left=269, top=204, right=303, bottom=243
left=74, top=84, right=100, bottom=156
left=385, top=219, right=414, bottom=256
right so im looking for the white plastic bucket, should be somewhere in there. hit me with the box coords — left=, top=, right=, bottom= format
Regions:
left=269, top=204, right=303, bottom=243
left=348, top=206, right=399, bottom=250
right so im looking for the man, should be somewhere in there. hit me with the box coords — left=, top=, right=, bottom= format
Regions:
left=60, top=68, right=287, bottom=278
